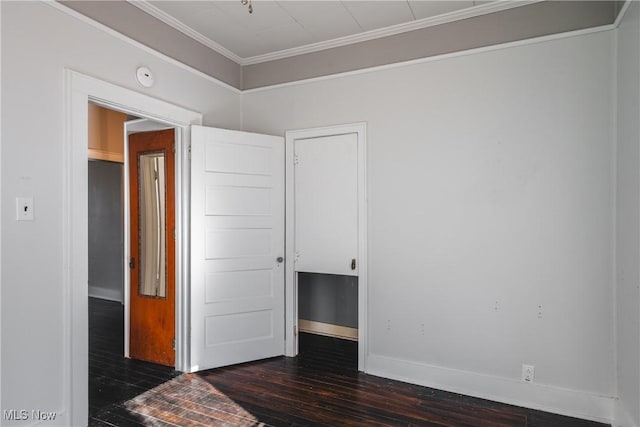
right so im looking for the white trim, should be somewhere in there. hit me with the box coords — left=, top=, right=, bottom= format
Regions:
left=614, top=0, right=633, bottom=28
left=66, top=70, right=202, bottom=426
left=123, top=122, right=131, bottom=358
left=367, top=354, right=616, bottom=425
left=127, top=0, right=244, bottom=64
left=613, top=4, right=637, bottom=427
left=613, top=402, right=638, bottom=427
left=126, top=118, right=173, bottom=134
left=0, top=0, right=4, bottom=413
left=130, top=0, right=541, bottom=66
left=298, top=319, right=358, bottom=341
left=285, top=143, right=297, bottom=358
left=285, top=122, right=368, bottom=372
left=244, top=23, right=617, bottom=94
left=611, top=8, right=620, bottom=425
left=176, top=125, right=192, bottom=372
left=43, top=0, right=241, bottom=94
left=63, top=69, right=84, bottom=427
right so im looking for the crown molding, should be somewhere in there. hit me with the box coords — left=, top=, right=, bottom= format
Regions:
left=242, top=0, right=543, bottom=65
left=48, top=0, right=620, bottom=94
left=242, top=22, right=615, bottom=93
left=613, top=0, right=632, bottom=28
left=127, top=0, right=244, bottom=64
left=129, top=0, right=543, bottom=67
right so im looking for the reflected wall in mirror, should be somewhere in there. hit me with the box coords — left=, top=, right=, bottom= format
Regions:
left=138, top=151, right=166, bottom=298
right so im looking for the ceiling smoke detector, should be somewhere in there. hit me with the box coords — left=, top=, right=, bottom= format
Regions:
left=135, top=66, right=154, bottom=88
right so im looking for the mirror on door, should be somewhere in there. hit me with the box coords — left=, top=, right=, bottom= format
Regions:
left=138, top=152, right=167, bottom=298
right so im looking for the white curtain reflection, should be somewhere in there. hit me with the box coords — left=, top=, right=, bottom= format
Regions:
left=138, top=153, right=166, bottom=298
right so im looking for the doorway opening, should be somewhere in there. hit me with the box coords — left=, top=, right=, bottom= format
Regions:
left=298, top=273, right=358, bottom=341
left=88, top=102, right=178, bottom=367
left=284, top=123, right=368, bottom=371
left=67, top=70, right=202, bottom=425
left=87, top=102, right=180, bottom=417
left=88, top=159, right=124, bottom=302
left=297, top=272, right=359, bottom=370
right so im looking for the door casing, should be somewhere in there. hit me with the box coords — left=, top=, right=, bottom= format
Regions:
left=66, top=70, right=202, bottom=426
left=284, top=123, right=368, bottom=372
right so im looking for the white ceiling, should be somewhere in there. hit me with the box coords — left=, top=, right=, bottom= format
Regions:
left=134, top=0, right=514, bottom=64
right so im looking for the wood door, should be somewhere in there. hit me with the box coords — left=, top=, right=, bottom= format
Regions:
left=129, top=129, right=175, bottom=367
left=190, top=125, right=285, bottom=371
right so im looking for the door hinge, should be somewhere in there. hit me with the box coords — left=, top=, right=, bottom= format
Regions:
left=172, top=142, right=176, bottom=153
left=188, top=145, right=191, bottom=159
left=294, top=325, right=298, bottom=336
left=173, top=228, right=176, bottom=240
left=294, top=155, right=300, bottom=166
left=129, top=257, right=135, bottom=269
left=172, top=338, right=176, bottom=350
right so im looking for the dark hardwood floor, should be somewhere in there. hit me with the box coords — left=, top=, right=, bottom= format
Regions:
left=89, top=297, right=179, bottom=424
left=89, top=297, right=609, bottom=427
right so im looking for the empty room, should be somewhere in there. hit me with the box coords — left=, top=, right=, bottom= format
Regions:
left=1, top=1, right=639, bottom=426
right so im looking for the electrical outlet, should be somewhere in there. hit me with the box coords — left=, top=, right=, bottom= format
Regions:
left=522, top=365, right=535, bottom=383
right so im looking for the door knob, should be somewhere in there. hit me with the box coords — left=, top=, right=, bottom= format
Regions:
left=351, top=259, right=356, bottom=270
left=277, top=257, right=284, bottom=263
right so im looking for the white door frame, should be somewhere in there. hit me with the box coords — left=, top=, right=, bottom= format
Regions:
left=64, top=70, right=202, bottom=426
left=284, top=122, right=368, bottom=371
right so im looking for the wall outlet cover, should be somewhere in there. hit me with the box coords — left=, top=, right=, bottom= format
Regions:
left=522, top=364, right=535, bottom=382
left=16, top=197, right=34, bottom=221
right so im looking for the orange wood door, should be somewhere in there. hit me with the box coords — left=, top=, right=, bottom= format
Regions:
left=129, top=129, right=175, bottom=367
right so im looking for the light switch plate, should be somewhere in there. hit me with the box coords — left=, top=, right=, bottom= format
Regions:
left=16, top=197, right=34, bottom=221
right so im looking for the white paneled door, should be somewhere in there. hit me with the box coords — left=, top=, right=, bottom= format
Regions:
left=190, top=125, right=285, bottom=371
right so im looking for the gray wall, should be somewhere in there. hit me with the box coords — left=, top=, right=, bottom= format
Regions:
left=60, top=1, right=242, bottom=89
left=298, top=273, right=358, bottom=328
left=88, top=160, right=124, bottom=302
left=59, top=1, right=618, bottom=91
left=243, top=29, right=615, bottom=420
left=1, top=2, right=241, bottom=422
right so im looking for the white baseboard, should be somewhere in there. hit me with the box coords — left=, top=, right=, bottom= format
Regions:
left=366, top=354, right=615, bottom=424
left=614, top=401, right=639, bottom=427
left=88, top=285, right=123, bottom=303
left=298, top=319, right=358, bottom=341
